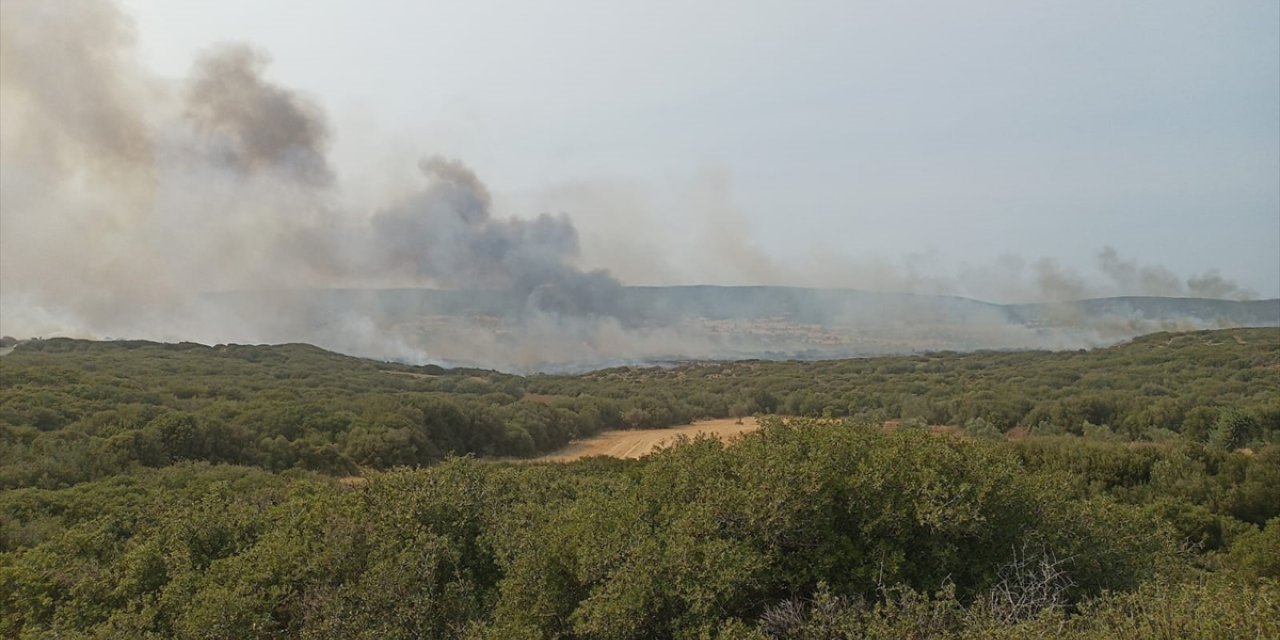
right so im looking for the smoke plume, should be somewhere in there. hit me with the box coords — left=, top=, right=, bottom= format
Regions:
left=367, top=156, right=622, bottom=316
left=0, top=0, right=619, bottom=352
left=185, top=45, right=334, bottom=187
left=1, top=0, right=1271, bottom=372
left=1095, top=246, right=1254, bottom=300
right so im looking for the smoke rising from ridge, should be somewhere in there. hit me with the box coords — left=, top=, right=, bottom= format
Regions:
left=1, top=0, right=1272, bottom=372
left=366, top=156, right=623, bottom=316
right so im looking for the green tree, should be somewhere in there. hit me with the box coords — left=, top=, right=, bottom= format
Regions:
left=1210, top=408, right=1259, bottom=451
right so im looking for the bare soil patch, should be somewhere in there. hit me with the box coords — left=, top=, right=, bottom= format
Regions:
left=536, top=417, right=761, bottom=462
left=382, top=370, right=437, bottom=379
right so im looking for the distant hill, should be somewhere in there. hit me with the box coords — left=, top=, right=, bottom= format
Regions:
left=196, top=287, right=1279, bottom=371
left=1005, top=296, right=1280, bottom=327
left=213, top=285, right=1279, bottom=320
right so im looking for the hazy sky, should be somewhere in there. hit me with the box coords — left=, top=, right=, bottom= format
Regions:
left=57, top=1, right=1280, bottom=297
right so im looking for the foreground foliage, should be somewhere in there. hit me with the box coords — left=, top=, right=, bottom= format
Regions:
left=1, top=329, right=1277, bottom=637
left=3, top=420, right=1278, bottom=638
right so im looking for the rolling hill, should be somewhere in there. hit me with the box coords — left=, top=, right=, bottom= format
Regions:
left=201, top=287, right=1280, bottom=371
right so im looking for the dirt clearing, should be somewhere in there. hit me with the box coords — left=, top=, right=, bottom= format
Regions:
left=536, top=417, right=761, bottom=462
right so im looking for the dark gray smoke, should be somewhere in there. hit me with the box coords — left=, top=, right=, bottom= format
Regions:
left=185, top=45, right=334, bottom=186
left=368, top=156, right=623, bottom=316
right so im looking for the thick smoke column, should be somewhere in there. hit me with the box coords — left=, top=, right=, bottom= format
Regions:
left=368, top=156, right=623, bottom=316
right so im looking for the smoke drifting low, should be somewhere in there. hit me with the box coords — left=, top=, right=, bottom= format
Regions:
left=0, top=0, right=1271, bottom=372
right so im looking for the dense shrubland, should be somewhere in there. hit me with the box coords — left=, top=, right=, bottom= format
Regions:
left=530, top=328, right=1279, bottom=441
left=2, top=420, right=1276, bottom=638
left=1, top=328, right=1276, bottom=487
left=1, top=329, right=1277, bottom=637
left=0, top=340, right=607, bottom=487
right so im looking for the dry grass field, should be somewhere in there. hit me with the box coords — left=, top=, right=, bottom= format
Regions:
left=536, top=416, right=761, bottom=462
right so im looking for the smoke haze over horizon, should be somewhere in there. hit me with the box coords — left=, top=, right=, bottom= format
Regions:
left=1, top=0, right=1277, bottom=371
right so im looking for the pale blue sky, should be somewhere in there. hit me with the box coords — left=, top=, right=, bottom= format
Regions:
left=120, top=0, right=1279, bottom=298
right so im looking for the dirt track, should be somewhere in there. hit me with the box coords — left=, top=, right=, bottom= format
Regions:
left=536, top=417, right=760, bottom=462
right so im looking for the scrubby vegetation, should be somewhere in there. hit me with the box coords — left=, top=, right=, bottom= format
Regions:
left=1, top=328, right=1277, bottom=637
left=2, top=328, right=1276, bottom=486
left=2, top=421, right=1277, bottom=638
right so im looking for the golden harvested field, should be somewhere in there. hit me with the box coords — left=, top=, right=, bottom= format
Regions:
left=536, top=417, right=761, bottom=462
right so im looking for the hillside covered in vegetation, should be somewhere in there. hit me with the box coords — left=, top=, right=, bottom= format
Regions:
left=1, top=328, right=1276, bottom=487
left=1, top=329, right=1278, bottom=637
